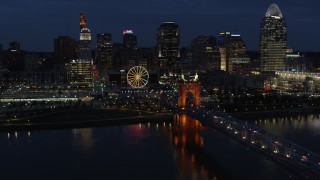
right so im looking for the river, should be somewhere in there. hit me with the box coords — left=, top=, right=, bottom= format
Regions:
left=1, top=113, right=311, bottom=180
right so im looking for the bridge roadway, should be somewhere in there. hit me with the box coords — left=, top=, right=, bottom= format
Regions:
left=162, top=95, right=320, bottom=179
left=184, top=106, right=320, bottom=179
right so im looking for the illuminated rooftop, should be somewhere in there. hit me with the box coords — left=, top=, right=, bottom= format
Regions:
left=265, top=3, right=283, bottom=18
left=80, top=27, right=91, bottom=33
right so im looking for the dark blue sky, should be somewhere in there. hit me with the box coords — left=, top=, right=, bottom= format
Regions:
left=1, top=0, right=319, bottom=52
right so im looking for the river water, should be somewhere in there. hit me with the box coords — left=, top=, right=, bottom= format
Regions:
left=253, top=113, right=320, bottom=154
left=2, top=113, right=315, bottom=180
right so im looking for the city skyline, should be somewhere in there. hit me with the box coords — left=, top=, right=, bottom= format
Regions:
left=1, top=0, right=319, bottom=51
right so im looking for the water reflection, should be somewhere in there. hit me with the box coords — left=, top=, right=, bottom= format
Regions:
left=172, top=113, right=218, bottom=180
left=72, top=128, right=94, bottom=151
left=253, top=113, right=320, bottom=153
left=0, top=116, right=290, bottom=180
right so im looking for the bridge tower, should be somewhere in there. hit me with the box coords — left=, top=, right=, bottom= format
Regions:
left=177, top=73, right=201, bottom=110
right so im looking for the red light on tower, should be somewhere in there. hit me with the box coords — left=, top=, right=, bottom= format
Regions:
left=80, top=12, right=86, bottom=30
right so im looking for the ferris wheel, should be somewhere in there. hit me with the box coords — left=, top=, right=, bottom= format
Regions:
left=127, top=66, right=149, bottom=88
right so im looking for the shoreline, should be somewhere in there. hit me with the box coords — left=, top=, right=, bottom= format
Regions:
left=0, top=108, right=173, bottom=131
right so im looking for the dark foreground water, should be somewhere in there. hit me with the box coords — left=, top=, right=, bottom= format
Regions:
left=0, top=115, right=304, bottom=180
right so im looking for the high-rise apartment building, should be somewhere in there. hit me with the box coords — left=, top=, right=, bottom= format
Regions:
left=123, top=30, right=137, bottom=50
left=96, top=33, right=112, bottom=71
left=157, top=22, right=180, bottom=78
left=260, top=3, right=287, bottom=72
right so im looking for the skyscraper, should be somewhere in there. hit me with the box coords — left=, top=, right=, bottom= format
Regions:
left=157, top=22, right=180, bottom=77
left=123, top=30, right=137, bottom=50
left=65, top=13, right=92, bottom=85
left=260, top=3, right=287, bottom=72
left=218, top=32, right=249, bottom=72
left=79, top=27, right=92, bottom=61
left=54, top=36, right=78, bottom=64
left=96, top=33, right=112, bottom=71
left=80, top=12, right=86, bottom=31
left=191, top=35, right=221, bottom=72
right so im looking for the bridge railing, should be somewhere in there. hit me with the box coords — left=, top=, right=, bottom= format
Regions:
left=186, top=106, right=320, bottom=179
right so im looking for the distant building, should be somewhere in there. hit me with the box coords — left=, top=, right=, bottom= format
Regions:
left=218, top=32, right=249, bottom=72
left=65, top=13, right=93, bottom=85
left=66, top=60, right=92, bottom=85
left=260, top=3, right=287, bottom=71
left=112, top=43, right=124, bottom=69
left=157, top=22, right=181, bottom=80
left=96, top=33, right=112, bottom=71
left=79, top=27, right=92, bottom=61
left=123, top=30, right=137, bottom=50
left=191, top=35, right=220, bottom=72
left=25, top=53, right=39, bottom=72
left=80, top=12, right=86, bottom=31
left=4, top=41, right=25, bottom=71
left=285, top=53, right=309, bottom=72
left=54, top=36, right=78, bottom=64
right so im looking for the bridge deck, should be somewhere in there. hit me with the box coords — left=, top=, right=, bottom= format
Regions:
left=185, top=107, right=320, bottom=179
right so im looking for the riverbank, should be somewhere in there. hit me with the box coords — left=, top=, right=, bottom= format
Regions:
left=0, top=109, right=173, bottom=131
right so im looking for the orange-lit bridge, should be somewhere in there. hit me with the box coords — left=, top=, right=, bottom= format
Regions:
left=162, top=78, right=320, bottom=179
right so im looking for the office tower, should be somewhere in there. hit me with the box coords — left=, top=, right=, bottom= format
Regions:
left=54, top=36, right=78, bottom=64
left=123, top=30, right=137, bottom=50
left=157, top=22, right=180, bottom=78
left=218, top=32, right=249, bottom=72
left=191, top=35, right=221, bottom=72
left=80, top=12, right=86, bottom=31
left=4, top=41, right=25, bottom=71
left=260, top=3, right=287, bottom=71
left=66, top=60, right=92, bottom=84
left=97, top=33, right=112, bottom=71
left=65, top=13, right=92, bottom=85
left=79, top=27, right=92, bottom=61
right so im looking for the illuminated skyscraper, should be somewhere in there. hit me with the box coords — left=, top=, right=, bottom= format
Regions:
left=218, top=32, right=249, bottom=72
left=65, top=13, right=92, bottom=85
left=96, top=33, right=112, bottom=71
left=260, top=3, right=287, bottom=71
left=123, top=30, right=137, bottom=50
left=157, top=22, right=180, bottom=78
left=79, top=27, right=92, bottom=61
left=80, top=12, right=86, bottom=31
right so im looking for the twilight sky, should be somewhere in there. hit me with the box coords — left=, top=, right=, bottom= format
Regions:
left=1, top=0, right=319, bottom=52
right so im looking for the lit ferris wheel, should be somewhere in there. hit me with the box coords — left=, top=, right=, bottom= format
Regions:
left=127, top=66, right=149, bottom=88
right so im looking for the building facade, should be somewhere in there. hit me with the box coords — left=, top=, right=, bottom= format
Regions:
left=123, top=30, right=137, bottom=50
left=96, top=33, right=112, bottom=71
left=54, top=36, right=78, bottom=64
left=191, top=35, right=221, bottom=72
left=218, top=32, right=249, bottom=72
left=260, top=3, right=287, bottom=72
left=157, top=22, right=180, bottom=79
